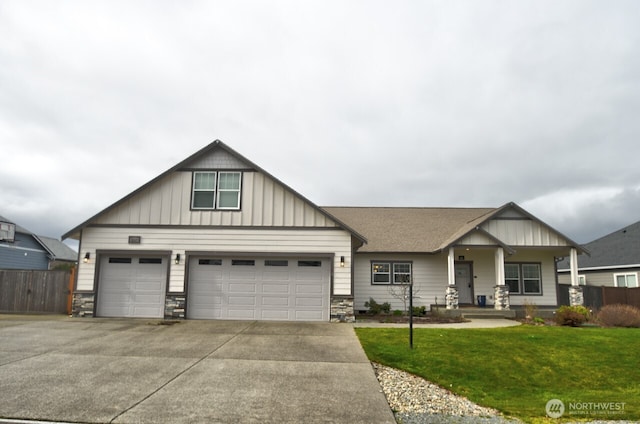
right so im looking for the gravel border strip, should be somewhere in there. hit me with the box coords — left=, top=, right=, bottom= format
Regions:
left=372, top=362, right=522, bottom=424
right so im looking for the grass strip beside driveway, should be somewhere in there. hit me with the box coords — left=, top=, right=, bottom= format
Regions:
left=355, top=326, right=639, bottom=422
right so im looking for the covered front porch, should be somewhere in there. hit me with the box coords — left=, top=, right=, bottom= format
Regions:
left=441, top=245, right=584, bottom=311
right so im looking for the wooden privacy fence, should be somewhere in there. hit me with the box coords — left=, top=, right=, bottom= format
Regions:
left=0, top=269, right=74, bottom=314
left=558, top=284, right=640, bottom=310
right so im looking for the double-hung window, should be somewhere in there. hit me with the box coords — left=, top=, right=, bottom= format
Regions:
left=505, top=264, right=521, bottom=294
left=614, top=273, right=638, bottom=288
left=504, top=263, right=542, bottom=295
left=372, top=262, right=412, bottom=284
left=191, top=171, right=241, bottom=210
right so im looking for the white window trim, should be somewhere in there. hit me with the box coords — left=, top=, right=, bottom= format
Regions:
left=505, top=263, right=543, bottom=295
left=613, top=272, right=638, bottom=288
left=371, top=261, right=412, bottom=285
left=192, top=171, right=216, bottom=210
left=372, top=262, right=391, bottom=284
left=504, top=263, right=521, bottom=294
left=191, top=171, right=242, bottom=210
left=216, top=171, right=242, bottom=210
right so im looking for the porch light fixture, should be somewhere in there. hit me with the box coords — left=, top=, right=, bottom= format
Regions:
left=175, top=253, right=181, bottom=265
left=83, top=252, right=90, bottom=263
left=340, top=256, right=345, bottom=267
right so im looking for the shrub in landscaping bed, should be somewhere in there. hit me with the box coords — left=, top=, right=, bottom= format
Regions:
left=555, top=305, right=591, bottom=326
left=411, top=305, right=426, bottom=316
left=364, top=298, right=391, bottom=315
left=597, top=304, right=640, bottom=328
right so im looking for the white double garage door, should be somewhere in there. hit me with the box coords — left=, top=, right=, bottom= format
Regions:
left=97, top=254, right=330, bottom=321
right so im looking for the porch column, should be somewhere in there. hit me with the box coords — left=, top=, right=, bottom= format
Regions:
left=495, top=247, right=505, bottom=286
left=569, top=247, right=584, bottom=306
left=494, top=247, right=510, bottom=310
left=445, top=247, right=458, bottom=310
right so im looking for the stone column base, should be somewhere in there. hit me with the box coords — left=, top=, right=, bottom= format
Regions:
left=165, top=294, right=186, bottom=319
left=331, top=296, right=355, bottom=322
left=494, top=285, right=510, bottom=310
left=445, top=285, right=459, bottom=310
left=569, top=286, right=584, bottom=306
left=72, top=292, right=95, bottom=317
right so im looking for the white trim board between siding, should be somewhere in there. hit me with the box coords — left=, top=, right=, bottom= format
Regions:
left=76, top=227, right=352, bottom=295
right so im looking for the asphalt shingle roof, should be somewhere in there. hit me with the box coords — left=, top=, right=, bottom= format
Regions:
left=36, top=235, right=78, bottom=262
left=558, top=220, right=640, bottom=270
left=321, top=207, right=497, bottom=253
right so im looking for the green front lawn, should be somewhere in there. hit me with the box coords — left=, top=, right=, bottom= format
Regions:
left=355, top=326, right=639, bottom=422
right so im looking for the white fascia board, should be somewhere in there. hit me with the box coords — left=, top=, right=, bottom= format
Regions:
left=558, top=264, right=640, bottom=273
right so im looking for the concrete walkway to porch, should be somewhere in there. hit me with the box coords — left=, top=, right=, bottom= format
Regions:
left=352, top=318, right=521, bottom=329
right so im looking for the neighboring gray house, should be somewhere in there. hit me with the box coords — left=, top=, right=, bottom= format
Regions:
left=558, top=220, right=640, bottom=288
left=0, top=215, right=78, bottom=270
left=63, top=140, right=585, bottom=321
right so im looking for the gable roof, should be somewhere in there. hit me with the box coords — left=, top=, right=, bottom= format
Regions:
left=62, top=140, right=367, bottom=243
left=321, top=206, right=497, bottom=252
left=323, top=202, right=585, bottom=254
left=557, top=220, right=640, bottom=271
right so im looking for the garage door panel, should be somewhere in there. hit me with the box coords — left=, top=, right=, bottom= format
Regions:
left=228, top=283, right=256, bottom=293
left=262, top=283, right=289, bottom=294
left=228, top=296, right=256, bottom=306
left=230, top=271, right=256, bottom=280
left=262, top=271, right=290, bottom=281
left=295, top=273, right=323, bottom=281
left=100, top=306, right=129, bottom=317
left=190, top=295, right=222, bottom=305
left=135, top=282, right=165, bottom=292
left=133, top=294, right=164, bottom=304
left=295, top=310, right=323, bottom=320
left=187, top=256, right=329, bottom=321
left=262, top=296, right=289, bottom=306
left=296, top=284, right=323, bottom=294
left=190, top=282, right=222, bottom=294
left=261, top=310, right=289, bottom=320
left=296, top=297, right=323, bottom=307
left=97, top=255, right=167, bottom=318
left=133, top=306, right=163, bottom=317
left=228, top=309, right=256, bottom=319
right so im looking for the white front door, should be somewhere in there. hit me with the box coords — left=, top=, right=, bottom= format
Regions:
left=455, top=263, right=473, bottom=304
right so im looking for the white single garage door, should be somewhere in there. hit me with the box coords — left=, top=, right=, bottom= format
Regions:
left=187, top=257, right=330, bottom=321
left=96, top=255, right=168, bottom=318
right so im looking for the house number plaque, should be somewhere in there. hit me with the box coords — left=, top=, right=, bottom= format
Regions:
left=128, top=236, right=142, bottom=244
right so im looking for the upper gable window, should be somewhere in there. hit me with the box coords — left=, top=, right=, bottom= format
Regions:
left=217, top=172, right=242, bottom=209
left=191, top=171, right=241, bottom=210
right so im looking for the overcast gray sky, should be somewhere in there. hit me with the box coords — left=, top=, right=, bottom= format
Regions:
left=2, top=0, right=640, bottom=249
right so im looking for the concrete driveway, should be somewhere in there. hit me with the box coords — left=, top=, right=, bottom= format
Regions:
left=0, top=315, right=395, bottom=424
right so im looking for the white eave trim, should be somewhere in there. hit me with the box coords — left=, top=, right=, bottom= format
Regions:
left=558, top=263, right=640, bottom=273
